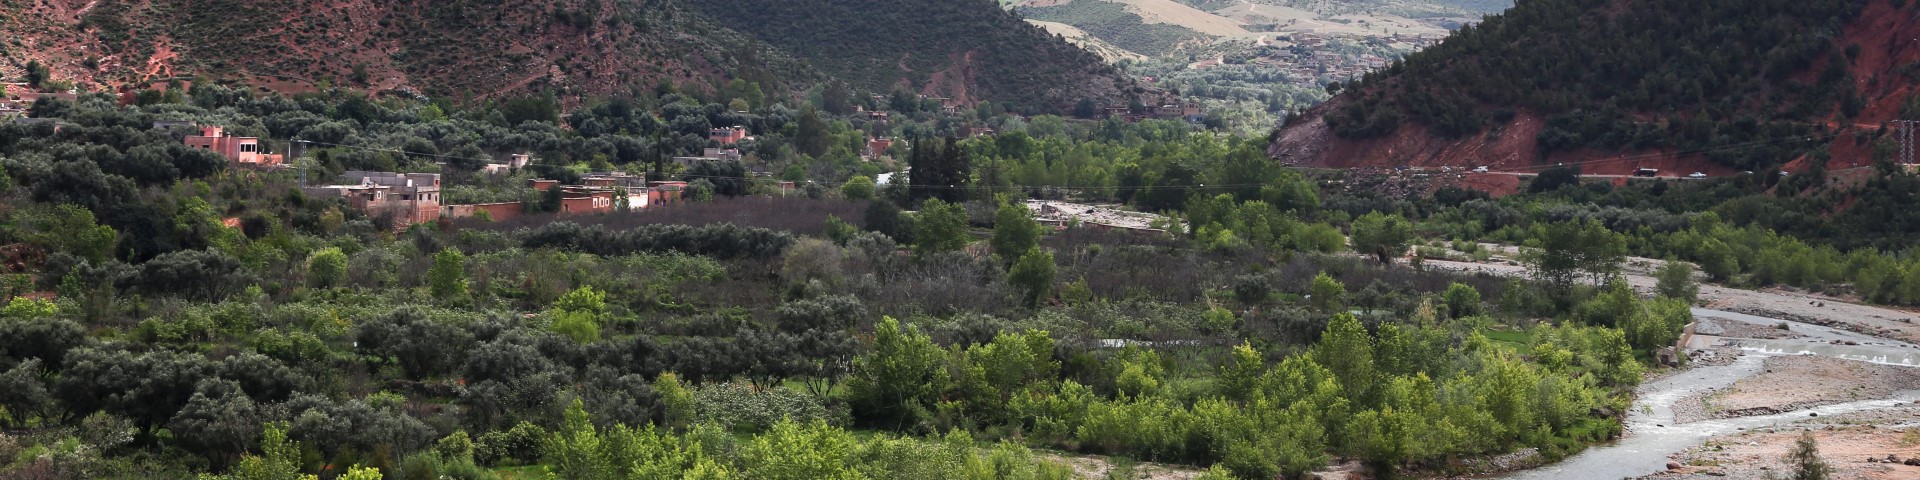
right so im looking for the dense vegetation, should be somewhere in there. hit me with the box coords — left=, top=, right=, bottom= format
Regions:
left=5, top=0, right=1131, bottom=111
left=690, top=0, right=1125, bottom=112
left=1324, top=162, right=1920, bottom=306
left=0, top=84, right=1693, bottom=479
left=1321, top=0, right=1878, bottom=169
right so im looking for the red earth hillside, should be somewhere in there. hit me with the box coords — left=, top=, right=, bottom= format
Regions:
left=1270, top=0, right=1920, bottom=180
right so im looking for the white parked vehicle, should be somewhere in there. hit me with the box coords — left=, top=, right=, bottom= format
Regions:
left=1688, top=172, right=1707, bottom=179
left=1471, top=166, right=1489, bottom=173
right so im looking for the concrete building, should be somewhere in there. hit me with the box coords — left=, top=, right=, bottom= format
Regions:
left=864, top=137, right=895, bottom=160
left=442, top=202, right=524, bottom=221
left=482, top=153, right=532, bottom=175
left=559, top=191, right=615, bottom=215
left=709, top=126, right=749, bottom=145
left=184, top=125, right=284, bottom=166
left=304, top=171, right=442, bottom=228
left=579, top=172, right=652, bottom=210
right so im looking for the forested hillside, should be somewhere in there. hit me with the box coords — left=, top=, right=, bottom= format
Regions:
left=688, top=0, right=1131, bottom=112
left=0, top=0, right=1130, bottom=109
left=1273, top=0, right=1920, bottom=173
left=0, top=0, right=820, bottom=100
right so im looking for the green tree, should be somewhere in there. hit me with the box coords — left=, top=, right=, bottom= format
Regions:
left=1310, top=271, right=1347, bottom=313
left=427, top=248, right=468, bottom=300
left=841, top=175, right=876, bottom=200
left=306, top=247, right=347, bottom=289
left=24, top=60, right=49, bottom=88
left=913, top=198, right=971, bottom=254
left=1442, top=282, right=1482, bottom=318
left=1314, top=313, right=1375, bottom=404
left=654, top=372, right=696, bottom=430
left=1217, top=342, right=1264, bottom=402
left=546, top=399, right=607, bottom=480
left=795, top=105, right=831, bottom=157
left=1350, top=211, right=1413, bottom=265
left=846, top=317, right=949, bottom=429
left=1656, top=260, right=1699, bottom=302
left=337, top=466, right=382, bottom=480
left=1527, top=219, right=1627, bottom=294
left=230, top=423, right=317, bottom=480
left=22, top=204, right=117, bottom=262
left=1008, top=247, right=1056, bottom=307
left=991, top=201, right=1041, bottom=262
left=1787, top=431, right=1831, bottom=480
left=741, top=420, right=860, bottom=480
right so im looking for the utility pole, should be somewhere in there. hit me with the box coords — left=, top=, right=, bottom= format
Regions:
left=1899, top=120, right=1917, bottom=168
left=294, top=140, right=310, bottom=187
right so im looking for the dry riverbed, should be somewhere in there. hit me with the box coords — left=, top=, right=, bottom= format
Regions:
left=1647, top=420, right=1920, bottom=479
left=1674, top=356, right=1920, bottom=423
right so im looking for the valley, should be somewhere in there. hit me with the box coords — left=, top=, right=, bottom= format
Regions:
left=1, top=0, right=1918, bottom=479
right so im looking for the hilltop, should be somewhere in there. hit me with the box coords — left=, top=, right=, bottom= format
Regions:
left=1270, top=0, right=1920, bottom=175
left=0, top=0, right=1130, bottom=110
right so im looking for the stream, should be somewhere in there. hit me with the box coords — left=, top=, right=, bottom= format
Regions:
left=1494, top=309, right=1920, bottom=479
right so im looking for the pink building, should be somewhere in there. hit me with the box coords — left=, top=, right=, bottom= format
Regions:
left=709, top=126, right=748, bottom=146
left=560, top=191, right=615, bottom=214
left=184, top=126, right=283, bottom=166
left=864, top=138, right=894, bottom=159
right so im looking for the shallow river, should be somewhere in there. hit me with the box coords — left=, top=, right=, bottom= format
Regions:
left=1495, top=310, right=1920, bottom=480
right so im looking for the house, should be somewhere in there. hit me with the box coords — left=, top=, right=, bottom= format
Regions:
left=709, top=126, right=749, bottom=145
left=483, top=153, right=532, bottom=174
left=579, top=172, right=653, bottom=210
left=867, top=110, right=890, bottom=120
left=558, top=190, right=616, bottom=215
left=966, top=126, right=995, bottom=138
left=304, top=171, right=443, bottom=228
left=702, top=148, right=742, bottom=161
left=441, top=202, right=524, bottom=221
left=528, top=179, right=561, bottom=192
left=647, top=181, right=688, bottom=206
left=864, top=137, right=895, bottom=160
left=184, top=125, right=284, bottom=166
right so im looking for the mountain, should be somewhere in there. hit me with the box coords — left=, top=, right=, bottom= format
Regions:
left=1028, top=20, right=1150, bottom=63
left=0, top=0, right=1129, bottom=110
left=687, top=0, right=1130, bottom=112
left=1180, top=0, right=1511, bottom=19
left=1270, top=0, right=1920, bottom=175
left=1018, top=0, right=1245, bottom=57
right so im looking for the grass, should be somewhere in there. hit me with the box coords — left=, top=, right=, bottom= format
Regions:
left=1482, top=328, right=1529, bottom=346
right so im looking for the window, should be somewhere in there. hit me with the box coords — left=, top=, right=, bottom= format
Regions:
left=240, top=143, right=257, bottom=153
